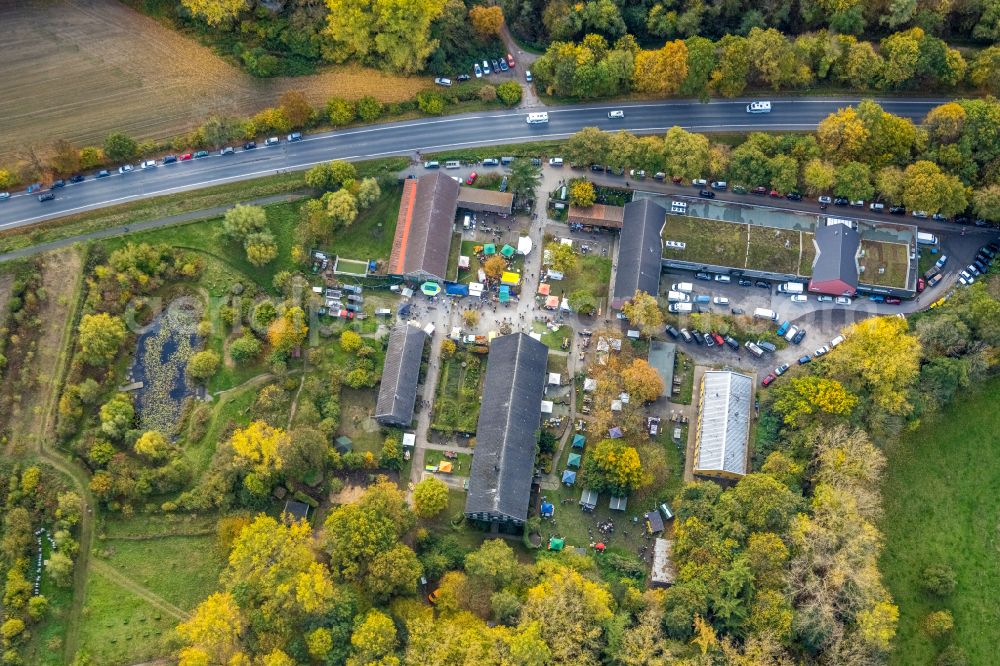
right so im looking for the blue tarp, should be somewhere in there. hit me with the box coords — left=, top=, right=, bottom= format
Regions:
left=562, top=470, right=577, bottom=485
left=540, top=501, right=554, bottom=517
left=608, top=427, right=623, bottom=439
left=445, top=283, right=469, bottom=296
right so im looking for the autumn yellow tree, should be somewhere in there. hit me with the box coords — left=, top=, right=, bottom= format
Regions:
left=78, top=313, right=127, bottom=366
left=134, top=430, right=171, bottom=461
left=569, top=180, right=596, bottom=207
left=620, top=290, right=664, bottom=337
left=544, top=241, right=578, bottom=274
left=817, top=106, right=869, bottom=164
left=824, top=316, right=920, bottom=416
left=633, top=40, right=688, bottom=95
left=621, top=358, right=664, bottom=403
left=413, top=477, right=449, bottom=518
left=583, top=439, right=649, bottom=495
left=484, top=255, right=507, bottom=281
left=228, top=421, right=291, bottom=494
left=521, top=564, right=613, bottom=663
left=181, top=0, right=248, bottom=26
left=771, top=376, right=858, bottom=427
left=176, top=591, right=246, bottom=664
left=268, top=306, right=308, bottom=353
left=350, top=609, right=398, bottom=663
left=468, top=5, right=504, bottom=38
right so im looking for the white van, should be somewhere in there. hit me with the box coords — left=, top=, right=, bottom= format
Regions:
left=667, top=290, right=690, bottom=303
left=526, top=112, right=549, bottom=124
left=745, top=341, right=765, bottom=357
left=753, top=307, right=778, bottom=321
left=917, top=232, right=939, bottom=246
left=668, top=302, right=693, bottom=314
left=463, top=214, right=472, bottom=230
left=423, top=161, right=440, bottom=169
left=671, top=282, right=694, bottom=294
left=608, top=110, right=624, bottom=119
left=777, top=282, right=805, bottom=294
left=747, top=101, right=771, bottom=113
left=549, top=157, right=564, bottom=166
left=445, top=160, right=461, bottom=169
left=375, top=308, right=392, bottom=316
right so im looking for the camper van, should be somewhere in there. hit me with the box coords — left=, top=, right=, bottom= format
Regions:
left=777, top=282, right=805, bottom=294
left=753, top=307, right=778, bottom=321
left=747, top=101, right=772, bottom=113
left=526, top=112, right=549, bottom=124
left=445, top=160, right=461, bottom=169
left=917, top=232, right=939, bottom=246
left=668, top=302, right=693, bottom=314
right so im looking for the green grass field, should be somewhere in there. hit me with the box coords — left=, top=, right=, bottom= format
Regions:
left=881, top=377, right=1000, bottom=665
left=746, top=225, right=803, bottom=275
left=323, top=182, right=403, bottom=262
left=432, top=350, right=486, bottom=433
left=558, top=255, right=612, bottom=302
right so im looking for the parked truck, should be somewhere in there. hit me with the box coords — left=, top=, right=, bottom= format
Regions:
left=777, top=282, right=805, bottom=294
left=753, top=307, right=778, bottom=321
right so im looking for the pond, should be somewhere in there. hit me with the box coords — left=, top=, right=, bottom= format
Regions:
left=128, top=300, right=203, bottom=434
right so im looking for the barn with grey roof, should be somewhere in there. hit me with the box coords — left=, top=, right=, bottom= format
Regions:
left=612, top=198, right=665, bottom=310
left=464, top=333, right=548, bottom=527
left=375, top=324, right=428, bottom=427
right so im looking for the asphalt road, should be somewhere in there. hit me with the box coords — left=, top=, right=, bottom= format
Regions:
left=0, top=97, right=950, bottom=231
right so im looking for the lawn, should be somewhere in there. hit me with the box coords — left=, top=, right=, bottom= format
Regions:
left=662, top=215, right=748, bottom=270
left=186, top=382, right=257, bottom=474
left=424, top=450, right=472, bottom=477
left=432, top=349, right=486, bottom=433
left=99, top=535, right=225, bottom=611
left=800, top=232, right=816, bottom=274
left=672, top=350, right=695, bottom=405
left=339, top=387, right=385, bottom=455
left=76, top=569, right=174, bottom=666
left=880, top=377, right=1000, bottom=665
left=558, top=255, right=612, bottom=302
left=107, top=200, right=301, bottom=293
left=745, top=225, right=804, bottom=275
left=323, top=182, right=403, bottom=262
left=533, top=322, right=574, bottom=351
left=20, top=538, right=73, bottom=666
left=859, top=240, right=911, bottom=289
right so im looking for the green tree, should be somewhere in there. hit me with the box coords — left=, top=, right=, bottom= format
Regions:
left=768, top=154, right=798, bottom=193
left=134, top=430, right=170, bottom=461
left=326, top=189, right=358, bottom=230
left=356, top=177, right=381, bottom=208
left=661, top=126, right=709, bottom=179
left=366, top=544, right=422, bottom=599
left=902, top=160, right=968, bottom=216
left=568, top=289, right=597, bottom=315
left=566, top=127, right=610, bottom=166
left=356, top=96, right=383, bottom=122
left=506, top=159, right=542, bottom=195
left=78, top=313, right=126, bottom=366
left=710, top=35, right=750, bottom=97
left=465, top=539, right=520, bottom=589
left=223, top=204, right=267, bottom=241
left=187, top=350, right=221, bottom=382
left=350, top=610, right=397, bottom=663
left=229, top=334, right=262, bottom=364
left=417, top=91, right=446, bottom=115
left=99, top=393, right=134, bottom=440
left=323, top=0, right=447, bottom=74
left=244, top=231, right=279, bottom=267
left=802, top=158, right=836, bottom=195
left=521, top=565, right=613, bottom=663
left=545, top=241, right=578, bottom=274
left=973, top=185, right=1000, bottom=223
left=413, top=477, right=449, bottom=518
left=875, top=166, right=906, bottom=203
left=103, top=132, right=137, bottom=162
left=833, top=161, right=874, bottom=201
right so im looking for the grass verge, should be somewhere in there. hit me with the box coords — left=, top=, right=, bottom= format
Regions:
left=881, top=376, right=1000, bottom=665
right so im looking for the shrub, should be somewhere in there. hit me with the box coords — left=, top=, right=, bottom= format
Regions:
left=936, top=645, right=968, bottom=666
left=478, top=85, right=498, bottom=102
left=103, top=132, right=137, bottom=162
left=923, top=610, right=954, bottom=638
left=327, top=97, right=356, bottom=126
left=922, top=564, right=957, bottom=597
left=417, top=91, right=446, bottom=115
left=356, top=96, right=383, bottom=122
left=496, top=81, right=522, bottom=106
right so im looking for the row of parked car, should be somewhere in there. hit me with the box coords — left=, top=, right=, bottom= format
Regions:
left=471, top=53, right=517, bottom=79
left=13, top=133, right=305, bottom=203
left=957, top=242, right=999, bottom=285
left=760, top=332, right=848, bottom=386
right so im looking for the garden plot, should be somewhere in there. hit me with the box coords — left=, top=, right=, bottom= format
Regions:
left=129, top=303, right=202, bottom=434
left=859, top=240, right=911, bottom=289
left=431, top=349, right=486, bottom=433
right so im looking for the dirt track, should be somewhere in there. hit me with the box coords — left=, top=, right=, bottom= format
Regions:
left=0, top=0, right=430, bottom=163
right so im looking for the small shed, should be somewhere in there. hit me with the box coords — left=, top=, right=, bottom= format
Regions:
left=572, top=434, right=586, bottom=449
left=567, top=453, right=582, bottom=468
left=540, top=400, right=554, bottom=414
left=579, top=488, right=598, bottom=511
left=645, top=510, right=665, bottom=534
left=583, top=378, right=597, bottom=392
left=609, top=496, right=628, bottom=511
left=282, top=499, right=310, bottom=523
left=548, top=372, right=561, bottom=385
left=650, top=538, right=677, bottom=587
left=561, top=470, right=577, bottom=485
left=334, top=436, right=353, bottom=454
left=540, top=501, right=554, bottom=518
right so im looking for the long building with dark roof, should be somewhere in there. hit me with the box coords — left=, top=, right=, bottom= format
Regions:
left=464, top=333, right=548, bottom=527
left=388, top=173, right=460, bottom=281
left=612, top=198, right=666, bottom=310
left=375, top=324, right=427, bottom=427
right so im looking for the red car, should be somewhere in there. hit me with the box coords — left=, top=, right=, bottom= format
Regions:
left=711, top=332, right=724, bottom=346
left=762, top=373, right=776, bottom=387
left=506, top=53, right=516, bottom=68
left=752, top=186, right=768, bottom=195
left=916, top=277, right=926, bottom=292
left=466, top=171, right=478, bottom=185
left=885, top=297, right=902, bottom=304
left=179, top=153, right=193, bottom=161
left=769, top=189, right=781, bottom=198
